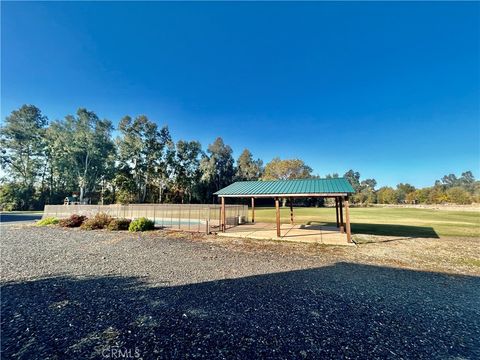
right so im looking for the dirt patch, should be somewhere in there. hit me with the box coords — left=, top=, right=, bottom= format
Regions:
left=350, top=236, right=480, bottom=275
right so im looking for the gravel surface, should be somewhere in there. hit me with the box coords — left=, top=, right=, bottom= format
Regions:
left=1, top=225, right=479, bottom=359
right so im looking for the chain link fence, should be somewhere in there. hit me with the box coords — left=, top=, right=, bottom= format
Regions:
left=43, top=204, right=248, bottom=233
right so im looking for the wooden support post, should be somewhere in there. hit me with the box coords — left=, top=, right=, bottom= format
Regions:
left=275, top=198, right=281, bottom=238
left=251, top=197, right=255, bottom=223
left=339, top=197, right=344, bottom=233
left=290, top=198, right=294, bottom=225
left=345, top=196, right=352, bottom=243
left=221, top=196, right=226, bottom=232
left=335, top=197, right=339, bottom=228
left=219, top=199, right=222, bottom=230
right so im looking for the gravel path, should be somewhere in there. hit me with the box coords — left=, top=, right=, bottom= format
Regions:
left=1, top=226, right=479, bottom=359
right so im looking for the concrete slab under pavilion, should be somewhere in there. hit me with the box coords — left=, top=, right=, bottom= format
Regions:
left=217, top=222, right=355, bottom=246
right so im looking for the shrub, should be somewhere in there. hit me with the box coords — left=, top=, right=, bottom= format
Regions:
left=36, top=217, right=59, bottom=226
left=81, top=213, right=113, bottom=230
left=107, top=218, right=131, bottom=231
left=128, top=217, right=155, bottom=232
left=59, top=214, right=87, bottom=228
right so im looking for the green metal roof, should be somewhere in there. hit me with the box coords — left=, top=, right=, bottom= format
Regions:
left=214, top=178, right=354, bottom=197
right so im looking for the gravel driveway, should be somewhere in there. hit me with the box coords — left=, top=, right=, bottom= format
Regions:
left=1, top=226, right=479, bottom=359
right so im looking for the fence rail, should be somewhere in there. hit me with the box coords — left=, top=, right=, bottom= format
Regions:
left=43, top=204, right=248, bottom=233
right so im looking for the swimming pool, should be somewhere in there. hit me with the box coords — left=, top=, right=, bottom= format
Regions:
left=154, top=217, right=203, bottom=228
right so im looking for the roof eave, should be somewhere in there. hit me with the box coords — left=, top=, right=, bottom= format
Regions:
left=216, top=192, right=352, bottom=198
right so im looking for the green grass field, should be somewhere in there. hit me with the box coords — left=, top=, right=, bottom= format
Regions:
left=253, top=207, right=480, bottom=238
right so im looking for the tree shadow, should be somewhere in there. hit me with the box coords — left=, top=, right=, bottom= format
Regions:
left=306, top=221, right=440, bottom=239
left=2, top=263, right=478, bottom=359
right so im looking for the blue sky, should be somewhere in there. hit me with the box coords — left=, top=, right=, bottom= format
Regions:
left=2, top=2, right=479, bottom=188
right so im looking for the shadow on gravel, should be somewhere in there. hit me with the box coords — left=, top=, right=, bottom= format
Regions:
left=2, top=263, right=479, bottom=359
left=0, top=213, right=43, bottom=224
left=306, top=221, right=440, bottom=239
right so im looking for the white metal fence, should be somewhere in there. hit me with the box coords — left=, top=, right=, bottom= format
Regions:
left=43, top=204, right=248, bottom=233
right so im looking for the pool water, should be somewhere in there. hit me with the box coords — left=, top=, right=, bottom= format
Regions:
left=154, top=218, right=203, bottom=227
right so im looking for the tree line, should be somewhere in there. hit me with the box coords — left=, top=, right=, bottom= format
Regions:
left=1, top=105, right=478, bottom=210
left=339, top=170, right=479, bottom=206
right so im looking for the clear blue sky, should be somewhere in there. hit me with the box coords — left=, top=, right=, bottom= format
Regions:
left=2, top=2, right=479, bottom=188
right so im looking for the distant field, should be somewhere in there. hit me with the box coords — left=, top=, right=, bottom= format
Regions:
left=253, top=207, right=480, bottom=238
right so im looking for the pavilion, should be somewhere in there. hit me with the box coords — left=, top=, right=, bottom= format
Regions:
left=214, top=178, right=355, bottom=242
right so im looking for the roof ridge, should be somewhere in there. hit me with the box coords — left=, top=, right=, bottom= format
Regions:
left=236, top=177, right=346, bottom=183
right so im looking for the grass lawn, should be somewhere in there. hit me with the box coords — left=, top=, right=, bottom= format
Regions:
left=253, top=207, right=480, bottom=238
